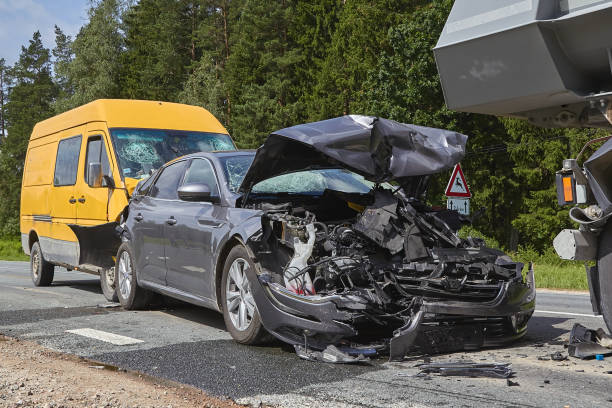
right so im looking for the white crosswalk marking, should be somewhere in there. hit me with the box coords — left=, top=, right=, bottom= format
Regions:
left=65, top=328, right=144, bottom=345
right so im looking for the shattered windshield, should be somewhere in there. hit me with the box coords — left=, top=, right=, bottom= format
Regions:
left=219, top=154, right=388, bottom=194
left=110, top=128, right=235, bottom=179
left=253, top=169, right=377, bottom=194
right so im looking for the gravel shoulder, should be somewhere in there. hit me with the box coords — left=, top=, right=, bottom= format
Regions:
left=0, top=334, right=243, bottom=408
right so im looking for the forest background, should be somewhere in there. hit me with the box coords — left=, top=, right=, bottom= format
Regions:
left=0, top=1, right=598, bottom=288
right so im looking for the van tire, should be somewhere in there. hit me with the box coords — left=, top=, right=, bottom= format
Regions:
left=597, top=225, right=612, bottom=332
left=30, top=241, right=54, bottom=286
left=115, top=243, right=154, bottom=310
left=220, top=245, right=268, bottom=345
left=100, top=267, right=119, bottom=302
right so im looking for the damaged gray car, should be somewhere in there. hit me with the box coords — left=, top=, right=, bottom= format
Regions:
left=115, top=115, right=535, bottom=361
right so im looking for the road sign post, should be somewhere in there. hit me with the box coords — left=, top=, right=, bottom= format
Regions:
left=445, top=164, right=471, bottom=215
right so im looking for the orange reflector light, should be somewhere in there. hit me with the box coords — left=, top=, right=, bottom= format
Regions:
left=563, top=177, right=573, bottom=202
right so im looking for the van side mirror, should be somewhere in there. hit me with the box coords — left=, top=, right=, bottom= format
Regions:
left=88, top=162, right=103, bottom=188
left=178, top=183, right=217, bottom=202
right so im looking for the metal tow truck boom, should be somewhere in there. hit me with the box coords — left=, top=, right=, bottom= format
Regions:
left=435, top=0, right=612, bottom=331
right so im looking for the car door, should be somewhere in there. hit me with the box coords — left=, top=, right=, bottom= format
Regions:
left=164, top=158, right=224, bottom=299
left=131, top=160, right=188, bottom=286
left=75, top=129, right=115, bottom=225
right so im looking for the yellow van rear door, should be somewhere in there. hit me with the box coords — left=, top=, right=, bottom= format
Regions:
left=50, top=135, right=82, bottom=224
left=75, top=129, right=115, bottom=225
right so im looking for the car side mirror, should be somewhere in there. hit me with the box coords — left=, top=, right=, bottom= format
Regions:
left=88, top=162, right=103, bottom=188
left=178, top=183, right=218, bottom=202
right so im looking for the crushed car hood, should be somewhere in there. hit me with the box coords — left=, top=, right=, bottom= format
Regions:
left=238, top=115, right=468, bottom=192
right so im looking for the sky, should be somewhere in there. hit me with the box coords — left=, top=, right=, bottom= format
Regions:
left=0, top=0, right=90, bottom=65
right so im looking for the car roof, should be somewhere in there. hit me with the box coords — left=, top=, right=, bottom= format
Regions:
left=179, top=150, right=255, bottom=161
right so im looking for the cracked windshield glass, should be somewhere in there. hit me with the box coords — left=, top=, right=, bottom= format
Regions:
left=110, top=128, right=235, bottom=179
left=220, top=155, right=391, bottom=194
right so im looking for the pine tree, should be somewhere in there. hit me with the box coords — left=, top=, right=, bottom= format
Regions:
left=0, top=58, right=8, bottom=139
left=182, top=0, right=240, bottom=127
left=65, top=0, right=124, bottom=108
left=310, top=0, right=418, bottom=119
left=225, top=0, right=303, bottom=148
left=178, top=51, right=225, bottom=120
left=52, top=26, right=74, bottom=113
left=0, top=32, right=57, bottom=237
left=121, top=0, right=199, bottom=101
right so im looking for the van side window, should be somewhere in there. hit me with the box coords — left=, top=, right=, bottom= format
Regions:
left=85, top=136, right=111, bottom=186
left=54, top=136, right=82, bottom=186
left=150, top=161, right=188, bottom=200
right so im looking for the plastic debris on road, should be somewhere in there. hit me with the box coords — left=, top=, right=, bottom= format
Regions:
left=415, top=360, right=514, bottom=379
left=567, top=323, right=612, bottom=360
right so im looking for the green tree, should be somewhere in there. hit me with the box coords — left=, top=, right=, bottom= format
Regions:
left=52, top=25, right=74, bottom=113
left=182, top=0, right=240, bottom=127
left=65, top=0, right=124, bottom=108
left=0, top=32, right=57, bottom=236
left=290, top=0, right=340, bottom=120
left=225, top=0, right=304, bottom=147
left=121, top=0, right=201, bottom=101
left=0, top=58, right=8, bottom=139
left=503, top=120, right=598, bottom=251
left=310, top=0, right=419, bottom=119
left=178, top=52, right=225, bottom=120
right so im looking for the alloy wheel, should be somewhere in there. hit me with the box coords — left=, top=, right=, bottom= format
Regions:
left=226, top=258, right=256, bottom=331
left=118, top=251, right=133, bottom=299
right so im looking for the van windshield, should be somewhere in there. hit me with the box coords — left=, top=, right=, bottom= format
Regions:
left=109, top=128, right=235, bottom=179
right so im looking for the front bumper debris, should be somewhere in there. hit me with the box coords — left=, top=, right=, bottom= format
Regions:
left=246, top=261, right=535, bottom=361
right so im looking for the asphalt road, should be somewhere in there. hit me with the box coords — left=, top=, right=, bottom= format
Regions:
left=1, top=260, right=612, bottom=408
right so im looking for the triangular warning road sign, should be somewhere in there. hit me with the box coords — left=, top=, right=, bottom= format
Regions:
left=445, top=164, right=471, bottom=198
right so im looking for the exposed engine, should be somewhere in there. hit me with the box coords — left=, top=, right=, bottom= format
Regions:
left=245, top=187, right=533, bottom=359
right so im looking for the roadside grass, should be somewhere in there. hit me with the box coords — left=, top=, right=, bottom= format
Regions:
left=529, top=263, right=588, bottom=291
left=459, top=226, right=588, bottom=291
left=511, top=246, right=589, bottom=291
left=0, top=238, right=29, bottom=262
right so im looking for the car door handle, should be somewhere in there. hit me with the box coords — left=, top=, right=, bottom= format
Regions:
left=166, top=217, right=177, bottom=226
left=78, top=197, right=86, bottom=203
left=198, top=218, right=225, bottom=228
left=69, top=197, right=77, bottom=204
left=134, top=213, right=144, bottom=222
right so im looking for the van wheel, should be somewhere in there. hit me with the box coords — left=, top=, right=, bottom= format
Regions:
left=100, top=267, right=119, bottom=302
left=221, top=245, right=268, bottom=345
left=30, top=241, right=54, bottom=286
left=115, top=243, right=153, bottom=310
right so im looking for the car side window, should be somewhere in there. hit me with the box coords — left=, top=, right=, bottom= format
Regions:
left=84, top=136, right=111, bottom=186
left=54, top=136, right=82, bottom=186
left=150, top=160, right=188, bottom=200
left=134, top=174, right=155, bottom=197
left=182, top=159, right=219, bottom=197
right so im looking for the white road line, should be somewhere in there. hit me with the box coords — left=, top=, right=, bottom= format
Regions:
left=65, top=328, right=144, bottom=345
left=534, top=310, right=603, bottom=318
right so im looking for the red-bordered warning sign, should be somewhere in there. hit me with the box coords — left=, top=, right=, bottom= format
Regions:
left=445, top=164, right=471, bottom=198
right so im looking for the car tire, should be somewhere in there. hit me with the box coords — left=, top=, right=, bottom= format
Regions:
left=115, top=242, right=154, bottom=310
left=100, top=267, right=119, bottom=302
left=30, top=241, right=54, bottom=287
left=221, top=245, right=268, bottom=345
left=597, top=225, right=612, bottom=332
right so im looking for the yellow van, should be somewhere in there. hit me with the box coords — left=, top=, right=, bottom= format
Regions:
left=20, top=99, right=235, bottom=300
